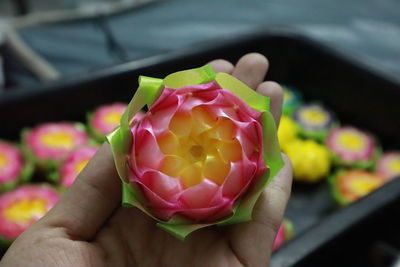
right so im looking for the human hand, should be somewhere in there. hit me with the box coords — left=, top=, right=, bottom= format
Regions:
left=0, top=53, right=292, bottom=267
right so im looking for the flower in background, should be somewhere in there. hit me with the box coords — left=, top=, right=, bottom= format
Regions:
left=286, top=139, right=331, bottom=183
left=0, top=141, right=33, bottom=192
left=59, top=146, right=98, bottom=187
left=273, top=219, right=294, bottom=251
left=327, top=126, right=380, bottom=169
left=376, top=152, right=400, bottom=181
left=0, top=185, right=59, bottom=241
left=277, top=115, right=298, bottom=152
left=89, top=103, right=143, bottom=140
left=23, top=123, right=89, bottom=169
left=293, top=104, right=337, bottom=141
left=329, top=170, right=385, bottom=205
left=282, top=85, right=302, bottom=116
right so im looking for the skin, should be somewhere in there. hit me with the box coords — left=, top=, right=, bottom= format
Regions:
left=0, top=53, right=293, bottom=267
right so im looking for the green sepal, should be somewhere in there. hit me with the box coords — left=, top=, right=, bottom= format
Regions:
left=328, top=169, right=350, bottom=206
left=215, top=72, right=270, bottom=112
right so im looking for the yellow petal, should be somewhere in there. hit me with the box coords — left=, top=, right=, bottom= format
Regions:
left=215, top=117, right=236, bottom=141
left=157, top=131, right=180, bottom=155
left=169, top=112, right=193, bottom=137
left=161, top=155, right=186, bottom=178
left=191, top=106, right=216, bottom=132
left=216, top=139, right=243, bottom=162
left=180, top=162, right=203, bottom=188
left=203, top=153, right=230, bottom=185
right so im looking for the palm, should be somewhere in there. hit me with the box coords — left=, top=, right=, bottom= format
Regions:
left=1, top=54, right=292, bottom=267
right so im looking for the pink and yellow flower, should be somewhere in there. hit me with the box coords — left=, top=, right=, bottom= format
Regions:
left=0, top=185, right=59, bottom=240
left=330, top=170, right=385, bottom=205
left=376, top=152, right=400, bottom=181
left=327, top=126, right=379, bottom=168
left=273, top=219, right=294, bottom=251
left=0, top=141, right=26, bottom=191
left=60, top=146, right=98, bottom=187
left=24, top=123, right=89, bottom=165
left=108, top=65, right=284, bottom=239
left=130, top=81, right=266, bottom=222
left=89, top=103, right=128, bottom=138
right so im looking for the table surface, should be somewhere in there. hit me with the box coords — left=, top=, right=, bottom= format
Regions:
left=12, top=0, right=400, bottom=86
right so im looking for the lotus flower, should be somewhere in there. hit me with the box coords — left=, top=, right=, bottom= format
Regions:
left=286, top=139, right=331, bottom=182
left=24, top=123, right=89, bottom=169
left=329, top=170, right=385, bottom=205
left=376, top=152, right=400, bottom=181
left=0, top=185, right=59, bottom=240
left=0, top=141, right=33, bottom=192
left=293, top=104, right=337, bottom=141
left=59, top=146, right=99, bottom=187
left=107, top=65, right=284, bottom=239
left=273, top=219, right=294, bottom=251
left=327, top=126, right=380, bottom=169
left=89, top=103, right=143, bottom=140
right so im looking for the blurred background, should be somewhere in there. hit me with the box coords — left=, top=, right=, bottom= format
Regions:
left=0, top=1, right=400, bottom=267
left=1, top=0, right=400, bottom=90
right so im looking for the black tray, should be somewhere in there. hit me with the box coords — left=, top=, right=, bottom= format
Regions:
left=1, top=28, right=400, bottom=266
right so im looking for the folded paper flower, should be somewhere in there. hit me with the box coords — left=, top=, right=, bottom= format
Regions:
left=376, top=152, right=400, bottom=181
left=329, top=170, right=385, bottom=205
left=277, top=115, right=299, bottom=152
left=282, top=85, right=302, bottom=116
left=0, top=141, right=33, bottom=192
left=293, top=104, right=337, bottom=141
left=0, top=185, right=59, bottom=243
left=286, top=139, right=331, bottom=182
left=327, top=126, right=380, bottom=169
left=272, top=219, right=294, bottom=251
left=57, top=146, right=99, bottom=187
left=89, top=103, right=143, bottom=140
left=22, top=123, right=89, bottom=171
left=107, top=65, right=284, bottom=240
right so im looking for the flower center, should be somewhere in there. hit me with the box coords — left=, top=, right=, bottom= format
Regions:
left=75, top=159, right=89, bottom=174
left=349, top=176, right=381, bottom=195
left=40, top=132, right=75, bottom=149
left=300, top=109, right=327, bottom=124
left=338, top=132, right=365, bottom=151
left=189, top=145, right=204, bottom=159
left=4, top=198, right=47, bottom=224
left=104, top=111, right=122, bottom=125
left=0, top=153, right=9, bottom=169
left=156, top=107, right=243, bottom=188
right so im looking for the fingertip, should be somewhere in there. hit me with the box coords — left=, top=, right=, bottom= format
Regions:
left=232, top=53, right=269, bottom=89
left=257, top=81, right=283, bottom=126
left=236, top=53, right=269, bottom=72
left=208, top=59, right=234, bottom=74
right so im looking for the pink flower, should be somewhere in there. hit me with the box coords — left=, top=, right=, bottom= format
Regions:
left=273, top=224, right=286, bottom=251
left=60, top=146, right=99, bottom=187
left=0, top=185, right=59, bottom=239
left=0, top=141, right=24, bottom=187
left=327, top=127, right=376, bottom=163
left=25, top=123, right=89, bottom=162
left=129, top=81, right=266, bottom=222
left=376, top=152, right=400, bottom=181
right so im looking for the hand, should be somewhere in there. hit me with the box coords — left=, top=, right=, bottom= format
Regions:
left=0, top=53, right=293, bottom=267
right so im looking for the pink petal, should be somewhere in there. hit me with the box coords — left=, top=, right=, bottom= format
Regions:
left=179, top=180, right=219, bottom=209
left=139, top=171, right=182, bottom=202
left=134, top=129, right=163, bottom=170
